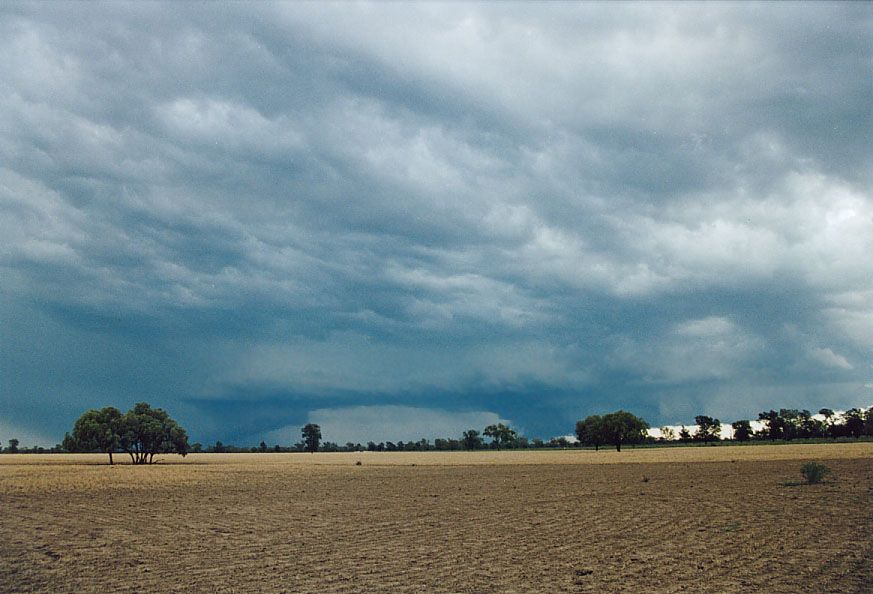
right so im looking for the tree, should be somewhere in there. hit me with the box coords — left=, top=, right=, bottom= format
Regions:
left=483, top=423, right=516, bottom=449
left=758, top=410, right=786, bottom=441
left=71, top=407, right=122, bottom=464
left=694, top=415, right=721, bottom=444
left=659, top=426, right=676, bottom=442
left=819, top=408, right=836, bottom=438
left=301, top=423, right=321, bottom=453
left=7, top=439, right=19, bottom=454
left=600, top=411, right=648, bottom=452
left=678, top=426, right=692, bottom=443
left=117, top=402, right=189, bottom=464
left=865, top=407, right=873, bottom=437
left=844, top=408, right=865, bottom=438
left=575, top=415, right=604, bottom=451
left=461, top=429, right=483, bottom=450
left=731, top=420, right=752, bottom=442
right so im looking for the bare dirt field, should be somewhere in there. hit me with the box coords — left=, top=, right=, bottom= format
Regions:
left=1, top=443, right=871, bottom=593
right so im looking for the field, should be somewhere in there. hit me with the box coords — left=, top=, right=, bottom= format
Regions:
left=1, top=443, right=871, bottom=593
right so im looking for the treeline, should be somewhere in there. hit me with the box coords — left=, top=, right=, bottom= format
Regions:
left=657, top=407, right=873, bottom=445
left=4, top=404, right=872, bottom=461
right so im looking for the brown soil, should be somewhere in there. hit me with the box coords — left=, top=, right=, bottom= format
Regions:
left=1, top=445, right=871, bottom=593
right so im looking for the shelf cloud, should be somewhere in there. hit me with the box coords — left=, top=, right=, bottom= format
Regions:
left=2, top=3, right=872, bottom=444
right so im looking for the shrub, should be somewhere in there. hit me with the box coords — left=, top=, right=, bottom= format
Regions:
left=800, top=461, right=831, bottom=484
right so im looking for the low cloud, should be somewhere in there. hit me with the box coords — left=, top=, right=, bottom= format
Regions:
left=266, top=406, right=506, bottom=445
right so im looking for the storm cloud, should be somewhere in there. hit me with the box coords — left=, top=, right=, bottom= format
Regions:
left=1, top=2, right=872, bottom=445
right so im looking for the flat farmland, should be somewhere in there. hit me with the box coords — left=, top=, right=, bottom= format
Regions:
left=1, top=444, right=871, bottom=593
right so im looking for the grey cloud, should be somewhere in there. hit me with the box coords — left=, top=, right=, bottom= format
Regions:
left=2, top=2, right=872, bottom=444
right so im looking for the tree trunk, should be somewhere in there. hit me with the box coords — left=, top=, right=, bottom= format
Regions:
left=616, top=441, right=621, bottom=452
left=108, top=451, right=113, bottom=465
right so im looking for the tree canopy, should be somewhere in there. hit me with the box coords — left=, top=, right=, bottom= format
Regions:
left=301, top=423, right=321, bottom=453
left=694, top=415, right=721, bottom=444
left=71, top=406, right=122, bottom=464
left=66, top=403, right=188, bottom=464
left=483, top=423, right=516, bottom=449
left=600, top=411, right=649, bottom=452
left=575, top=415, right=604, bottom=451
left=118, top=403, right=189, bottom=464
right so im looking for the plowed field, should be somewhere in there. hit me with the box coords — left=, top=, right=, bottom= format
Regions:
left=1, top=443, right=871, bottom=593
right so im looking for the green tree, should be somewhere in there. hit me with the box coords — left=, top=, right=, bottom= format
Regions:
left=843, top=408, right=865, bottom=438
left=258, top=441, right=268, bottom=453
left=659, top=426, right=676, bottom=442
left=600, top=411, right=648, bottom=452
left=818, top=408, right=836, bottom=438
left=758, top=410, right=786, bottom=440
left=71, top=407, right=122, bottom=465
left=678, top=426, right=692, bottom=443
left=575, top=415, right=604, bottom=451
left=7, top=438, right=19, bottom=454
left=694, top=415, right=721, bottom=444
left=461, top=429, right=483, bottom=450
left=301, top=423, right=321, bottom=453
left=483, top=423, right=516, bottom=449
left=117, top=402, right=189, bottom=464
left=731, top=419, right=752, bottom=442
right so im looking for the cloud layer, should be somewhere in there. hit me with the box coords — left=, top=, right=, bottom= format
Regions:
left=1, top=3, right=872, bottom=444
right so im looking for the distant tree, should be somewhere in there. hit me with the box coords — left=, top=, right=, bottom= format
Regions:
left=258, top=441, right=268, bottom=453
left=213, top=441, right=225, bottom=453
left=575, top=415, right=605, bottom=451
left=659, top=426, right=676, bottom=442
left=758, top=410, right=786, bottom=441
left=7, top=438, right=19, bottom=454
left=61, top=432, right=77, bottom=453
left=678, top=426, right=692, bottom=443
left=191, top=442, right=203, bottom=453
left=600, top=411, right=648, bottom=452
left=117, top=403, right=189, bottom=464
left=483, top=423, right=516, bottom=449
left=273, top=444, right=281, bottom=452
left=818, top=408, right=836, bottom=438
left=844, top=408, right=865, bottom=438
left=531, top=438, right=544, bottom=448
left=865, top=407, right=873, bottom=437
left=301, top=423, right=321, bottom=453
left=70, top=407, right=122, bottom=464
left=462, top=429, right=483, bottom=450
left=550, top=436, right=569, bottom=448
left=731, top=420, right=753, bottom=442
left=694, top=415, right=721, bottom=444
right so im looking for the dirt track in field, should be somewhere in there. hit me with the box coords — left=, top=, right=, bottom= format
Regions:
left=1, top=444, right=871, bottom=593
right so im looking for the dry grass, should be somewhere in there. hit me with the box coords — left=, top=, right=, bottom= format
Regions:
left=1, top=444, right=871, bottom=593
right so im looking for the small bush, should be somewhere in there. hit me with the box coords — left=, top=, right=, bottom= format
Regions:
left=800, top=461, right=830, bottom=484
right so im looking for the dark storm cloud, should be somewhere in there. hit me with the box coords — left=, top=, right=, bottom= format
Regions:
left=1, top=2, right=872, bottom=444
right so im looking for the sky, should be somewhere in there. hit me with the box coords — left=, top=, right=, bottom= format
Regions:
left=1, top=2, right=872, bottom=447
